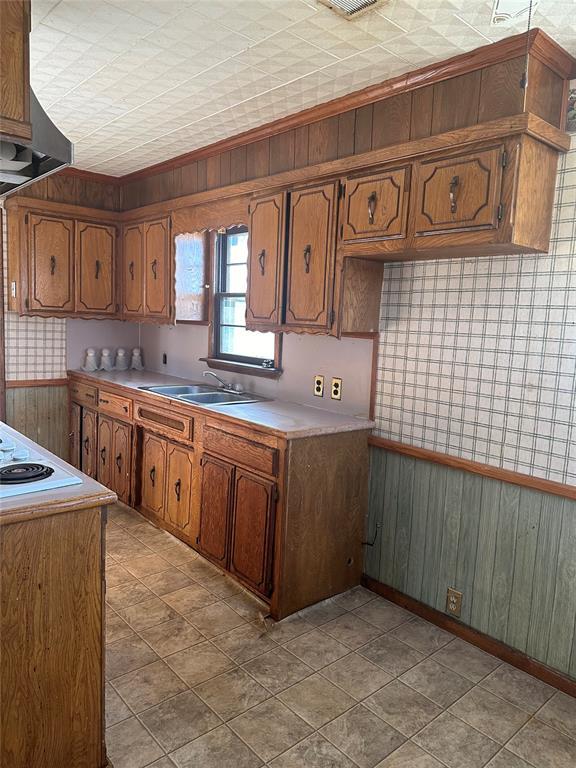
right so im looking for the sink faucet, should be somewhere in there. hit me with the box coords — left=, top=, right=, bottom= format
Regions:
left=203, top=370, right=230, bottom=390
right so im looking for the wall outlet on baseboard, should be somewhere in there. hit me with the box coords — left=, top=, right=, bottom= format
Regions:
left=314, top=375, right=324, bottom=397
left=446, top=587, right=463, bottom=618
left=331, top=377, right=342, bottom=400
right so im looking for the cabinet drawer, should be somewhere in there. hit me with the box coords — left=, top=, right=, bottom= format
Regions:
left=342, top=167, right=410, bottom=241
left=203, top=426, right=278, bottom=477
left=135, top=402, right=193, bottom=442
left=70, top=381, right=98, bottom=408
left=98, top=390, right=132, bottom=420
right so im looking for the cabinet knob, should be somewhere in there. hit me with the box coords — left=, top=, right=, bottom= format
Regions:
left=151, top=259, right=158, bottom=280
left=129, top=261, right=135, bottom=280
left=116, top=453, right=122, bottom=472
left=174, top=478, right=181, bottom=501
left=50, top=255, right=56, bottom=275
left=100, top=447, right=106, bottom=464
left=95, top=259, right=101, bottom=280
left=303, top=244, right=311, bottom=274
left=449, top=175, right=459, bottom=214
left=83, top=437, right=90, bottom=453
left=258, top=249, right=266, bottom=276
left=368, top=191, right=377, bottom=225
left=150, top=465, right=156, bottom=486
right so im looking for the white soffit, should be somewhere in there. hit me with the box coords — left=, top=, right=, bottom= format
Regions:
left=29, top=0, right=576, bottom=176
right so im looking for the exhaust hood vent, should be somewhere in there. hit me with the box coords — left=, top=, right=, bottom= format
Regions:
left=317, top=0, right=390, bottom=20
left=0, top=91, right=73, bottom=198
left=491, top=0, right=540, bottom=25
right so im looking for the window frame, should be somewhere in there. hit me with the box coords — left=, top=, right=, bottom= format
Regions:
left=174, top=230, right=211, bottom=325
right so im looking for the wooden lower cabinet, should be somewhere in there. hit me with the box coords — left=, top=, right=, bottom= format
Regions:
left=112, top=420, right=132, bottom=505
left=197, top=454, right=234, bottom=567
left=69, top=401, right=81, bottom=468
left=97, top=415, right=113, bottom=489
left=81, top=408, right=98, bottom=479
left=165, top=442, right=194, bottom=536
left=140, top=432, right=166, bottom=518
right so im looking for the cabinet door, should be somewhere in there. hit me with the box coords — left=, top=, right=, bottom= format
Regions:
left=28, top=214, right=74, bottom=312
left=81, top=408, right=98, bottom=478
left=246, top=193, right=285, bottom=328
left=285, top=183, right=337, bottom=330
left=342, top=167, right=409, bottom=241
left=122, top=224, right=144, bottom=316
left=140, top=433, right=166, bottom=518
left=197, top=455, right=233, bottom=567
left=97, top=415, right=113, bottom=489
left=229, top=470, right=276, bottom=597
left=76, top=221, right=116, bottom=315
left=144, top=218, right=170, bottom=319
left=165, top=443, right=193, bottom=536
left=112, top=421, right=132, bottom=505
left=413, top=147, right=504, bottom=236
left=70, top=401, right=81, bottom=469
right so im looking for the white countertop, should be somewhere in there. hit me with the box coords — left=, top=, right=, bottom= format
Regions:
left=71, top=370, right=375, bottom=439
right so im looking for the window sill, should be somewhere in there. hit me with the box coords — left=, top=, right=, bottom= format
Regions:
left=200, top=357, right=283, bottom=379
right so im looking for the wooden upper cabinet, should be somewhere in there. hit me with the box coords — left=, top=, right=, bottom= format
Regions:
left=247, top=193, right=285, bottom=328
left=112, top=420, right=132, bottom=505
left=229, top=470, right=276, bottom=598
left=413, top=146, right=504, bottom=236
left=97, top=415, right=113, bottom=489
left=141, top=433, right=166, bottom=518
left=198, top=455, right=233, bottom=567
left=75, top=221, right=116, bottom=315
left=0, top=0, right=31, bottom=142
left=81, top=408, right=97, bottom=479
left=165, top=443, right=193, bottom=536
left=342, top=167, right=410, bottom=241
left=285, top=182, right=337, bottom=331
left=144, top=218, right=171, bottom=319
left=122, top=224, right=144, bottom=317
left=27, top=214, right=74, bottom=313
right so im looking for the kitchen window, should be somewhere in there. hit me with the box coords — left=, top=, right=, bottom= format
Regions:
left=210, top=226, right=281, bottom=373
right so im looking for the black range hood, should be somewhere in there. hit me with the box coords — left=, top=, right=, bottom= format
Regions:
left=0, top=90, right=73, bottom=198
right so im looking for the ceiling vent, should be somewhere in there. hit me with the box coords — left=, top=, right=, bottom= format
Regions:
left=317, top=0, right=390, bottom=20
left=490, top=0, right=540, bottom=25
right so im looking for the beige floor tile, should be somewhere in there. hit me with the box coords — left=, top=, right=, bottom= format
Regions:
left=107, top=563, right=137, bottom=588
left=106, top=581, right=155, bottom=610
left=163, top=583, right=218, bottom=614
left=431, top=639, right=501, bottom=683
left=298, top=597, right=347, bottom=626
left=129, top=523, right=176, bottom=548
left=230, top=698, right=313, bottom=762
left=224, top=591, right=269, bottom=621
left=118, top=597, right=179, bottom=631
left=139, top=616, right=204, bottom=657
left=535, top=691, right=576, bottom=740
left=321, top=704, right=405, bottom=768
left=389, top=618, right=453, bottom=655
left=212, top=621, right=277, bottom=663
left=399, top=659, right=473, bottom=707
left=243, top=647, right=313, bottom=694
left=109, top=537, right=154, bottom=562
left=160, top=545, right=200, bottom=566
left=365, top=680, right=442, bottom=737
left=480, top=664, right=555, bottom=713
left=283, top=629, right=349, bottom=670
left=449, top=686, right=529, bottom=744
left=506, top=719, right=576, bottom=768
left=321, top=613, right=383, bottom=650
left=263, top=614, right=314, bottom=644
left=170, top=724, right=262, bottom=768
left=321, top=652, right=392, bottom=700
left=269, top=732, right=356, bottom=767
left=278, top=673, right=356, bottom=728
left=485, top=749, right=534, bottom=767
left=106, top=716, right=164, bottom=768
left=414, top=712, right=499, bottom=768
left=194, top=668, right=270, bottom=720
left=111, top=659, right=187, bottom=713
left=140, top=568, right=194, bottom=596
left=376, top=741, right=444, bottom=767
left=179, top=557, right=222, bottom=584
left=359, top=634, right=425, bottom=677
left=139, top=689, right=220, bottom=752
left=106, top=635, right=160, bottom=680
left=109, top=506, right=146, bottom=529
left=105, top=682, right=131, bottom=728
left=353, top=598, right=413, bottom=632
left=187, top=601, right=247, bottom=638
left=334, top=586, right=376, bottom=611
left=123, top=553, right=172, bottom=579
left=165, top=641, right=235, bottom=686
left=147, top=759, right=176, bottom=768
left=107, top=613, right=136, bottom=644
left=203, top=573, right=243, bottom=598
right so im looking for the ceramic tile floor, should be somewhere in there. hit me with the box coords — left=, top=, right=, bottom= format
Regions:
left=105, top=503, right=576, bottom=768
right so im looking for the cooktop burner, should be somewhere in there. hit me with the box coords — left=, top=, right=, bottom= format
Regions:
left=0, top=463, right=55, bottom=484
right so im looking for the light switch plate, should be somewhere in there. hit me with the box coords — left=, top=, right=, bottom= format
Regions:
left=314, top=375, right=324, bottom=397
left=331, top=377, right=342, bottom=400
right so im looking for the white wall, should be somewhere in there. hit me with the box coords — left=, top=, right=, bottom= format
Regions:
left=66, top=318, right=141, bottom=370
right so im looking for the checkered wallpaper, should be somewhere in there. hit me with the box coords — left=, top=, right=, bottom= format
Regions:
left=1, top=206, right=67, bottom=381
left=374, top=135, right=576, bottom=485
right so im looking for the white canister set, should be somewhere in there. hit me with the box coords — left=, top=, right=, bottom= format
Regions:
left=82, top=347, right=144, bottom=372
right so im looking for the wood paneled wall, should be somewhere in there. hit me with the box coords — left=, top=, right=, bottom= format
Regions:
left=366, top=446, right=576, bottom=679
left=6, top=384, right=69, bottom=460
left=21, top=172, right=120, bottom=211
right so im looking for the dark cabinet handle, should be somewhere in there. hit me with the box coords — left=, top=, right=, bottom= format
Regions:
left=116, top=453, right=122, bottom=472
left=95, top=259, right=101, bottom=280
left=449, top=175, right=459, bottom=214
left=258, top=249, right=266, bottom=276
left=368, top=191, right=377, bottom=224
left=83, top=437, right=90, bottom=454
left=100, top=398, right=109, bottom=404
left=129, top=261, right=135, bottom=280
left=150, top=465, right=156, bottom=486
left=303, top=244, right=311, bottom=274
left=174, top=478, right=181, bottom=502
left=151, top=259, right=157, bottom=280
left=50, top=255, right=56, bottom=275
left=100, top=447, right=106, bottom=464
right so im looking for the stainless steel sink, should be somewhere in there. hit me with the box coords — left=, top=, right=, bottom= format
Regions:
left=139, top=385, right=215, bottom=396
left=178, top=392, right=260, bottom=406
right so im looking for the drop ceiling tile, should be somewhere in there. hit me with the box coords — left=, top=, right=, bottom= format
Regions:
left=234, top=30, right=338, bottom=81
left=195, top=0, right=318, bottom=43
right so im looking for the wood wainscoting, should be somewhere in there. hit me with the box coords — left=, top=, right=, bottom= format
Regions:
left=365, top=443, right=576, bottom=684
left=5, top=380, right=69, bottom=460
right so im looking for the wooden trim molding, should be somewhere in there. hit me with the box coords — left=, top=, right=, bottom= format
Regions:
left=362, top=576, right=576, bottom=697
left=369, top=436, right=576, bottom=502
left=6, top=378, right=69, bottom=388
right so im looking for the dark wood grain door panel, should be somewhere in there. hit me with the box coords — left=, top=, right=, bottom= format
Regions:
left=97, top=415, right=113, bottom=489
left=28, top=214, right=74, bottom=312
left=197, top=455, right=233, bottom=567
left=343, top=167, right=410, bottom=241
left=247, top=192, right=285, bottom=327
left=144, top=218, right=170, bottom=318
left=112, top=420, right=132, bottom=505
left=69, top=401, right=81, bottom=469
left=76, top=221, right=116, bottom=314
left=165, top=443, right=193, bottom=536
left=81, top=408, right=97, bottom=479
left=122, top=224, right=144, bottom=316
left=141, top=432, right=166, bottom=518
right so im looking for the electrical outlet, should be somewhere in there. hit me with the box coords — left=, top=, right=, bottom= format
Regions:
left=446, top=587, right=463, bottom=618
left=314, top=375, right=324, bottom=397
left=331, top=377, right=342, bottom=400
